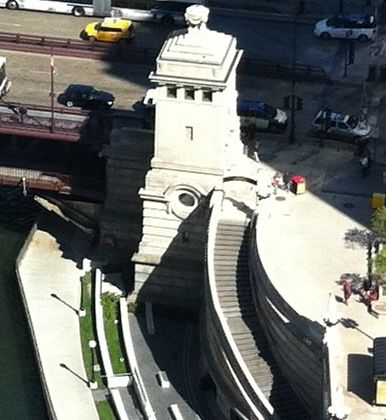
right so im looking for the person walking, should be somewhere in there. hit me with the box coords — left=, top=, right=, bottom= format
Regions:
left=342, top=280, right=352, bottom=305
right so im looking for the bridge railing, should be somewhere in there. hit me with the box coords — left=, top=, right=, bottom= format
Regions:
left=0, top=31, right=331, bottom=82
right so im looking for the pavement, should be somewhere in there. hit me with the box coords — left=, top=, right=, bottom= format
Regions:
left=255, top=138, right=386, bottom=418
left=216, top=0, right=382, bottom=22
left=16, top=211, right=98, bottom=420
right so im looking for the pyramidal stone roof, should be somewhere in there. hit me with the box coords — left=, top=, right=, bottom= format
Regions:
left=150, top=5, right=242, bottom=87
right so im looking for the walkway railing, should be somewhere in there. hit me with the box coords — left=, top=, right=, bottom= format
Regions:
left=120, top=297, right=156, bottom=420
left=206, top=188, right=273, bottom=419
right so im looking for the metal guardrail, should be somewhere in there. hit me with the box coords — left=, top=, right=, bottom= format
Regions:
left=239, top=56, right=330, bottom=83
left=0, top=31, right=330, bottom=82
left=0, top=31, right=157, bottom=64
left=0, top=100, right=89, bottom=116
left=0, top=101, right=89, bottom=141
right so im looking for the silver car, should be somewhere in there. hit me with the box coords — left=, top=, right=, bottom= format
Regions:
left=311, top=110, right=371, bottom=140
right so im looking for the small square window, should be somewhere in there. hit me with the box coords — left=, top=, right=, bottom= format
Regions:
left=167, top=87, right=177, bottom=98
left=202, top=91, right=213, bottom=102
left=185, top=89, right=195, bottom=100
left=185, top=126, right=193, bottom=141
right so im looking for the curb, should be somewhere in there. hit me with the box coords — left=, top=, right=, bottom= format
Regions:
left=213, top=7, right=322, bottom=25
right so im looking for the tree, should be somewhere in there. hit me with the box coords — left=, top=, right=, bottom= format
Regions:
left=375, top=249, right=386, bottom=276
left=371, top=206, right=386, bottom=240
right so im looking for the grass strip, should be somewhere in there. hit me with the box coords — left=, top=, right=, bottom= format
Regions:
left=96, top=400, right=116, bottom=420
left=101, top=293, right=128, bottom=375
left=79, top=272, right=104, bottom=388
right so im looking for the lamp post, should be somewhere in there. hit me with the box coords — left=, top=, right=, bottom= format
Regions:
left=88, top=339, right=98, bottom=389
left=339, top=0, right=344, bottom=14
left=49, top=56, right=55, bottom=133
left=79, top=277, right=86, bottom=317
left=289, top=10, right=299, bottom=144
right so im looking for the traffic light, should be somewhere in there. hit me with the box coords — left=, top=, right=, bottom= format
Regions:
left=348, top=42, right=355, bottom=65
left=283, top=95, right=290, bottom=110
left=296, top=96, right=303, bottom=111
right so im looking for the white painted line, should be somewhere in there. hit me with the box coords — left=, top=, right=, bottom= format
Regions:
left=0, top=23, right=21, bottom=27
left=145, top=301, right=155, bottom=335
left=30, top=70, right=50, bottom=75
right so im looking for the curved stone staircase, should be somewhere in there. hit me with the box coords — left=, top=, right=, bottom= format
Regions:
left=214, top=218, right=310, bottom=419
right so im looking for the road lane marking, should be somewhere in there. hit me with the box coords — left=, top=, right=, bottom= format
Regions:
left=0, top=23, right=22, bottom=27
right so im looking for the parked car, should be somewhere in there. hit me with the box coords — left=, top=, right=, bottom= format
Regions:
left=57, top=84, right=115, bottom=109
left=80, top=17, right=135, bottom=43
left=151, top=1, right=202, bottom=26
left=311, top=110, right=371, bottom=140
left=314, top=14, right=377, bottom=41
left=237, top=100, right=288, bottom=132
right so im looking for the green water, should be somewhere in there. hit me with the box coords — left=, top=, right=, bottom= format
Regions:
left=0, top=225, right=48, bottom=420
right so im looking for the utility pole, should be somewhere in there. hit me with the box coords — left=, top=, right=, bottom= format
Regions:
left=343, top=32, right=354, bottom=78
left=339, top=0, right=344, bottom=14
left=289, top=12, right=298, bottom=144
left=50, top=55, right=56, bottom=133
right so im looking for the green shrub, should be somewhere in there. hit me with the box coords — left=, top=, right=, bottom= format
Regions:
left=375, top=248, right=386, bottom=276
left=127, top=302, right=137, bottom=313
left=101, top=292, right=120, bottom=321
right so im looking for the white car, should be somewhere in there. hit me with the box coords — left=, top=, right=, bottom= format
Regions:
left=311, top=110, right=372, bottom=141
left=314, top=14, right=377, bottom=41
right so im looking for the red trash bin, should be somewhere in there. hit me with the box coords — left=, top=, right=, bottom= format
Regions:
left=290, top=175, right=306, bottom=194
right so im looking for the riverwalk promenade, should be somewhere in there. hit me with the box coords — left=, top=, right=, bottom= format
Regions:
left=16, top=212, right=98, bottom=420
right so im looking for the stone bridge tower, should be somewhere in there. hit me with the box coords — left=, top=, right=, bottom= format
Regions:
left=132, top=5, right=243, bottom=309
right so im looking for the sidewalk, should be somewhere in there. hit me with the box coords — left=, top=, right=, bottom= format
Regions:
left=213, top=0, right=382, bottom=24
left=16, top=212, right=98, bottom=420
left=255, top=140, right=386, bottom=418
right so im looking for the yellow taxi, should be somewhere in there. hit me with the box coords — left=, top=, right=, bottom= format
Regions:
left=80, top=18, right=135, bottom=43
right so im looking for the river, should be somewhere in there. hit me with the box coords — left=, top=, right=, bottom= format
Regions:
left=0, top=187, right=48, bottom=420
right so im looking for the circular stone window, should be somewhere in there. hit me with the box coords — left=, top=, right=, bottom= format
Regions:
left=178, top=192, right=196, bottom=207
left=166, top=184, right=202, bottom=220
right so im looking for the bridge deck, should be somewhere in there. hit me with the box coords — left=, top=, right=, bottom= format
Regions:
left=0, top=103, right=88, bottom=142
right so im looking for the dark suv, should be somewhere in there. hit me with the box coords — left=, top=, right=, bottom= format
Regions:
left=151, top=1, right=200, bottom=26
left=57, top=84, right=115, bottom=109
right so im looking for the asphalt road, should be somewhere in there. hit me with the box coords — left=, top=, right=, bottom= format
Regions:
left=0, top=8, right=376, bottom=68
left=0, top=8, right=381, bottom=141
left=1, top=50, right=151, bottom=110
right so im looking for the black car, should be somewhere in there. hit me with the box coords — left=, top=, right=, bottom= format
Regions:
left=57, top=84, right=115, bottom=109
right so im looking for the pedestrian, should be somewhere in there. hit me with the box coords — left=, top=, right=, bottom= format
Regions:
left=272, top=172, right=281, bottom=195
left=253, top=139, right=260, bottom=162
left=282, top=172, right=291, bottom=192
left=342, top=280, right=352, bottom=305
left=362, top=287, right=378, bottom=313
left=360, top=147, right=371, bottom=177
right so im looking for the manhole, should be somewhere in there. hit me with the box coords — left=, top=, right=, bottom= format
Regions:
left=343, top=202, right=354, bottom=209
left=275, top=196, right=286, bottom=201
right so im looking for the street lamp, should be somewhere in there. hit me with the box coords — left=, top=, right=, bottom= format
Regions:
left=88, top=339, right=98, bottom=389
left=79, top=277, right=86, bottom=318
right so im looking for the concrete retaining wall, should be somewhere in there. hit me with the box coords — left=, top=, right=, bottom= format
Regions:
left=249, top=215, right=325, bottom=418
